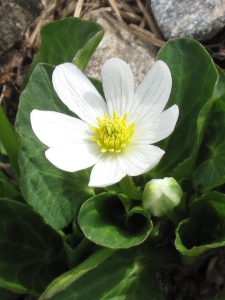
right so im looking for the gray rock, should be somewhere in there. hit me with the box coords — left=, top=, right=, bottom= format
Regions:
left=85, top=12, right=157, bottom=88
left=151, top=0, right=225, bottom=41
left=0, top=0, right=44, bottom=55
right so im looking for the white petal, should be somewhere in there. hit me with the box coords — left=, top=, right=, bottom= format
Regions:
left=89, top=153, right=126, bottom=187
left=30, top=110, right=92, bottom=147
left=101, top=58, right=134, bottom=118
left=45, top=143, right=102, bottom=172
left=132, top=105, right=179, bottom=144
left=52, top=63, right=107, bottom=125
left=121, top=144, right=165, bottom=176
left=128, top=60, right=172, bottom=125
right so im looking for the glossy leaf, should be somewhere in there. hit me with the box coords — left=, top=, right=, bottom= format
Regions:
left=40, top=241, right=179, bottom=300
left=175, top=192, right=225, bottom=257
left=153, top=38, right=218, bottom=180
left=0, top=198, right=67, bottom=295
left=22, top=18, right=104, bottom=89
left=16, top=64, right=94, bottom=230
left=78, top=192, right=152, bottom=249
left=193, top=67, right=225, bottom=192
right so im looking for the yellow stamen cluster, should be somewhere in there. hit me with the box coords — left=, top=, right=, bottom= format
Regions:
left=90, top=111, right=136, bottom=153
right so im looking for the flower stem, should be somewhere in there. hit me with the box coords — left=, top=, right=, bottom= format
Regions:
left=119, top=176, right=142, bottom=200
left=166, top=210, right=181, bottom=227
left=0, top=104, right=19, bottom=179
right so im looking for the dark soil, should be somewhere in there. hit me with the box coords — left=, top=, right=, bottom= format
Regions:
left=0, top=39, right=37, bottom=125
left=158, top=248, right=225, bottom=299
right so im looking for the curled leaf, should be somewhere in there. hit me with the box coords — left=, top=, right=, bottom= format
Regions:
left=78, top=192, right=152, bottom=249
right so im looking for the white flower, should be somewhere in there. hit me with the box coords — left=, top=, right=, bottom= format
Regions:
left=30, top=58, right=179, bottom=187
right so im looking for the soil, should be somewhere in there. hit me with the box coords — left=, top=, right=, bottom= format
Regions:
left=1, top=1, right=225, bottom=299
left=158, top=248, right=225, bottom=300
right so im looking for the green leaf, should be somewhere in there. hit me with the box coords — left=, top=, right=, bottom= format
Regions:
left=0, top=198, right=67, bottom=295
left=193, top=67, right=225, bottom=192
left=214, top=65, right=225, bottom=99
left=153, top=38, right=218, bottom=180
left=0, top=172, right=21, bottom=200
left=16, top=64, right=94, bottom=229
left=193, top=112, right=225, bottom=192
left=40, top=247, right=115, bottom=300
left=175, top=192, right=225, bottom=258
left=40, top=242, right=178, bottom=300
left=0, top=104, right=19, bottom=178
left=0, top=141, right=8, bottom=163
left=78, top=192, right=152, bottom=249
left=22, top=18, right=104, bottom=89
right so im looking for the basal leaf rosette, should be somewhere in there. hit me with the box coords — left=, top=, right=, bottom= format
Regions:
left=175, top=192, right=225, bottom=258
left=78, top=192, right=153, bottom=249
left=30, top=58, right=179, bottom=188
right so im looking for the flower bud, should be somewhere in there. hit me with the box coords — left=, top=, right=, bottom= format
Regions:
left=142, top=177, right=183, bottom=217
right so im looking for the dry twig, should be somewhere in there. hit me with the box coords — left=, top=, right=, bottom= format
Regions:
left=25, top=0, right=166, bottom=49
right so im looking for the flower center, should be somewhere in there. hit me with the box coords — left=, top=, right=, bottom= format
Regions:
left=90, top=111, right=136, bottom=153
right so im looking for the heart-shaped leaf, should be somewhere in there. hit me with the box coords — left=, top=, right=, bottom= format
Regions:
left=154, top=38, right=218, bottom=180
left=22, top=18, right=104, bottom=89
left=78, top=192, right=152, bottom=249
left=16, top=64, right=94, bottom=229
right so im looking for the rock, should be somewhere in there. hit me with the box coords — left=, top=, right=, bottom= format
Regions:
left=85, top=12, right=157, bottom=88
left=151, top=0, right=225, bottom=41
left=0, top=0, right=44, bottom=55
